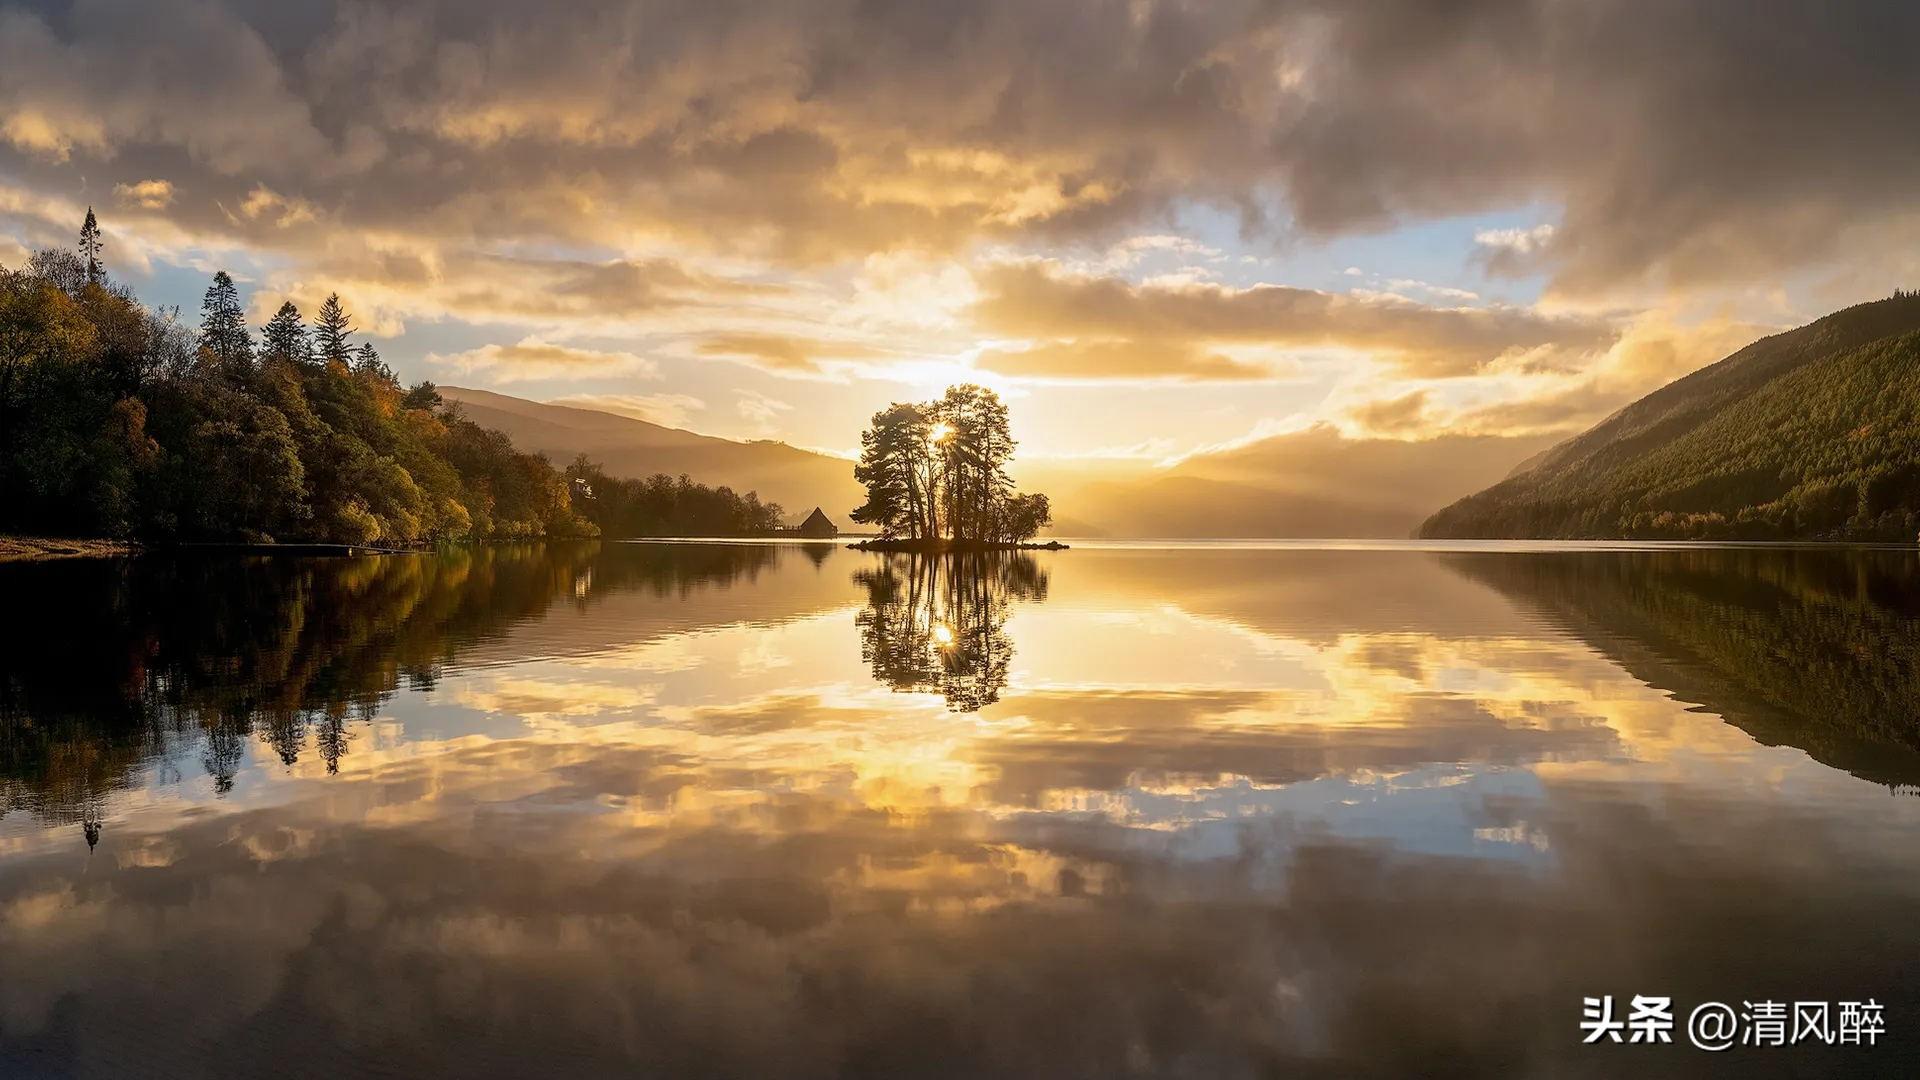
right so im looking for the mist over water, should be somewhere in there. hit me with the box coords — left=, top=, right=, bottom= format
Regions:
left=4, top=541, right=1919, bottom=1077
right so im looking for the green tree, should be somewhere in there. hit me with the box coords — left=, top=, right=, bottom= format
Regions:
left=401, top=380, right=442, bottom=410
left=0, top=222, right=623, bottom=547
left=77, top=208, right=104, bottom=285
left=261, top=300, right=310, bottom=364
left=0, top=267, right=97, bottom=507
left=313, top=292, right=354, bottom=366
left=197, top=271, right=252, bottom=368
left=353, top=341, right=392, bottom=381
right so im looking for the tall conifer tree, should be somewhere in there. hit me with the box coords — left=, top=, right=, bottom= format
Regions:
left=77, top=207, right=104, bottom=284
left=198, top=271, right=252, bottom=366
left=262, top=300, right=310, bottom=363
left=314, top=292, right=355, bottom=366
left=354, top=341, right=392, bottom=381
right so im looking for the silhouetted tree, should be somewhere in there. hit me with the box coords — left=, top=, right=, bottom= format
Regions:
left=198, top=270, right=252, bottom=368
left=261, top=300, right=310, bottom=364
left=851, top=402, right=936, bottom=539
left=854, top=553, right=1048, bottom=711
left=563, top=458, right=785, bottom=536
left=78, top=207, right=104, bottom=284
left=852, top=384, right=1048, bottom=544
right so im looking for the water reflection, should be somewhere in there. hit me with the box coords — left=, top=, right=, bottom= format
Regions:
left=1448, top=547, right=1920, bottom=788
left=5, top=542, right=1920, bottom=1076
left=854, top=552, right=1048, bottom=711
left=0, top=543, right=785, bottom=832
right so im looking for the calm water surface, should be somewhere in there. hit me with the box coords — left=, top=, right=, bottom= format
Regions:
left=4, top=541, right=1920, bottom=1077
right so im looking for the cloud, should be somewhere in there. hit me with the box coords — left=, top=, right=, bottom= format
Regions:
left=5, top=0, right=1919, bottom=468
left=974, top=262, right=1617, bottom=377
left=975, top=340, right=1280, bottom=382
left=234, top=185, right=318, bottom=228
left=247, top=249, right=779, bottom=338
left=0, top=0, right=1915, bottom=299
left=1474, top=225, right=1556, bottom=256
left=0, top=1, right=328, bottom=173
left=1416, top=312, right=1778, bottom=439
left=1347, top=391, right=1433, bottom=436
left=736, top=390, right=792, bottom=427
left=112, top=179, right=176, bottom=209
left=697, top=333, right=895, bottom=376
left=1473, top=224, right=1557, bottom=278
left=428, top=338, right=659, bottom=384
left=550, top=393, right=706, bottom=428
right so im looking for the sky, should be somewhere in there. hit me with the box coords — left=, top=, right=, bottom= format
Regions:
left=3, top=0, right=1918, bottom=465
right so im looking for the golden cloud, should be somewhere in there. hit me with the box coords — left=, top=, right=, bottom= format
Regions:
left=697, top=333, right=896, bottom=375
left=975, top=339, right=1281, bottom=382
left=247, top=246, right=784, bottom=339
left=429, top=338, right=660, bottom=384
left=0, top=0, right=1916, bottom=298
left=974, top=262, right=1619, bottom=377
left=1346, top=391, right=1433, bottom=436
left=112, top=179, right=176, bottom=209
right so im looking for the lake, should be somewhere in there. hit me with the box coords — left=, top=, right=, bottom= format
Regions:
left=3, top=540, right=1918, bottom=1076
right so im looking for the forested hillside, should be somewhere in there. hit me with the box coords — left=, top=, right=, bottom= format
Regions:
left=439, top=386, right=864, bottom=522
left=0, top=211, right=779, bottom=544
left=1421, top=293, right=1920, bottom=540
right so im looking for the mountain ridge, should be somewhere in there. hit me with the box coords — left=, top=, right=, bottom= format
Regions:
left=439, top=386, right=864, bottom=522
left=1421, top=294, right=1920, bottom=540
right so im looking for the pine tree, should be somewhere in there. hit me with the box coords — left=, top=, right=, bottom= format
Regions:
left=262, top=301, right=310, bottom=364
left=198, top=270, right=252, bottom=367
left=354, top=341, right=392, bottom=381
left=314, top=292, right=354, bottom=366
left=78, top=207, right=104, bottom=284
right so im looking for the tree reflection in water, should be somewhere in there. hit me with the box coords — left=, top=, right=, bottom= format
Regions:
left=854, top=552, right=1049, bottom=711
left=0, top=542, right=784, bottom=835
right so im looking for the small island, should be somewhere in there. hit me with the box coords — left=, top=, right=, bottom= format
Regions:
left=846, top=385, right=1061, bottom=552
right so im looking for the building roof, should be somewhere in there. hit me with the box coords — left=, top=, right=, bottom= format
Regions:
left=800, top=507, right=834, bottom=529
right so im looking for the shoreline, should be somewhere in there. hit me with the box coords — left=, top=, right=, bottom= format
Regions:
left=846, top=538, right=1070, bottom=553
left=0, top=536, right=138, bottom=562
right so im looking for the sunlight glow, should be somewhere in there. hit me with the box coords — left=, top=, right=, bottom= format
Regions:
left=928, top=421, right=954, bottom=443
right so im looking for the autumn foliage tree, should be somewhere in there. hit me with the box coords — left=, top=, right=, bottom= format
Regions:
left=0, top=208, right=606, bottom=544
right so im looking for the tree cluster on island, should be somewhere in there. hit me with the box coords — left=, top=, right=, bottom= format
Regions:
left=849, top=384, right=1055, bottom=550
left=0, top=209, right=781, bottom=545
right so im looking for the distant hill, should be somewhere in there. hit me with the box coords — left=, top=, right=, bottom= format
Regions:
left=1421, top=294, right=1920, bottom=540
left=446, top=386, right=1553, bottom=539
left=439, top=387, right=863, bottom=523
left=1028, top=426, right=1558, bottom=538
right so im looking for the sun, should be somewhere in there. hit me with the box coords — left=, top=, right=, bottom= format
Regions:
left=928, top=420, right=954, bottom=443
